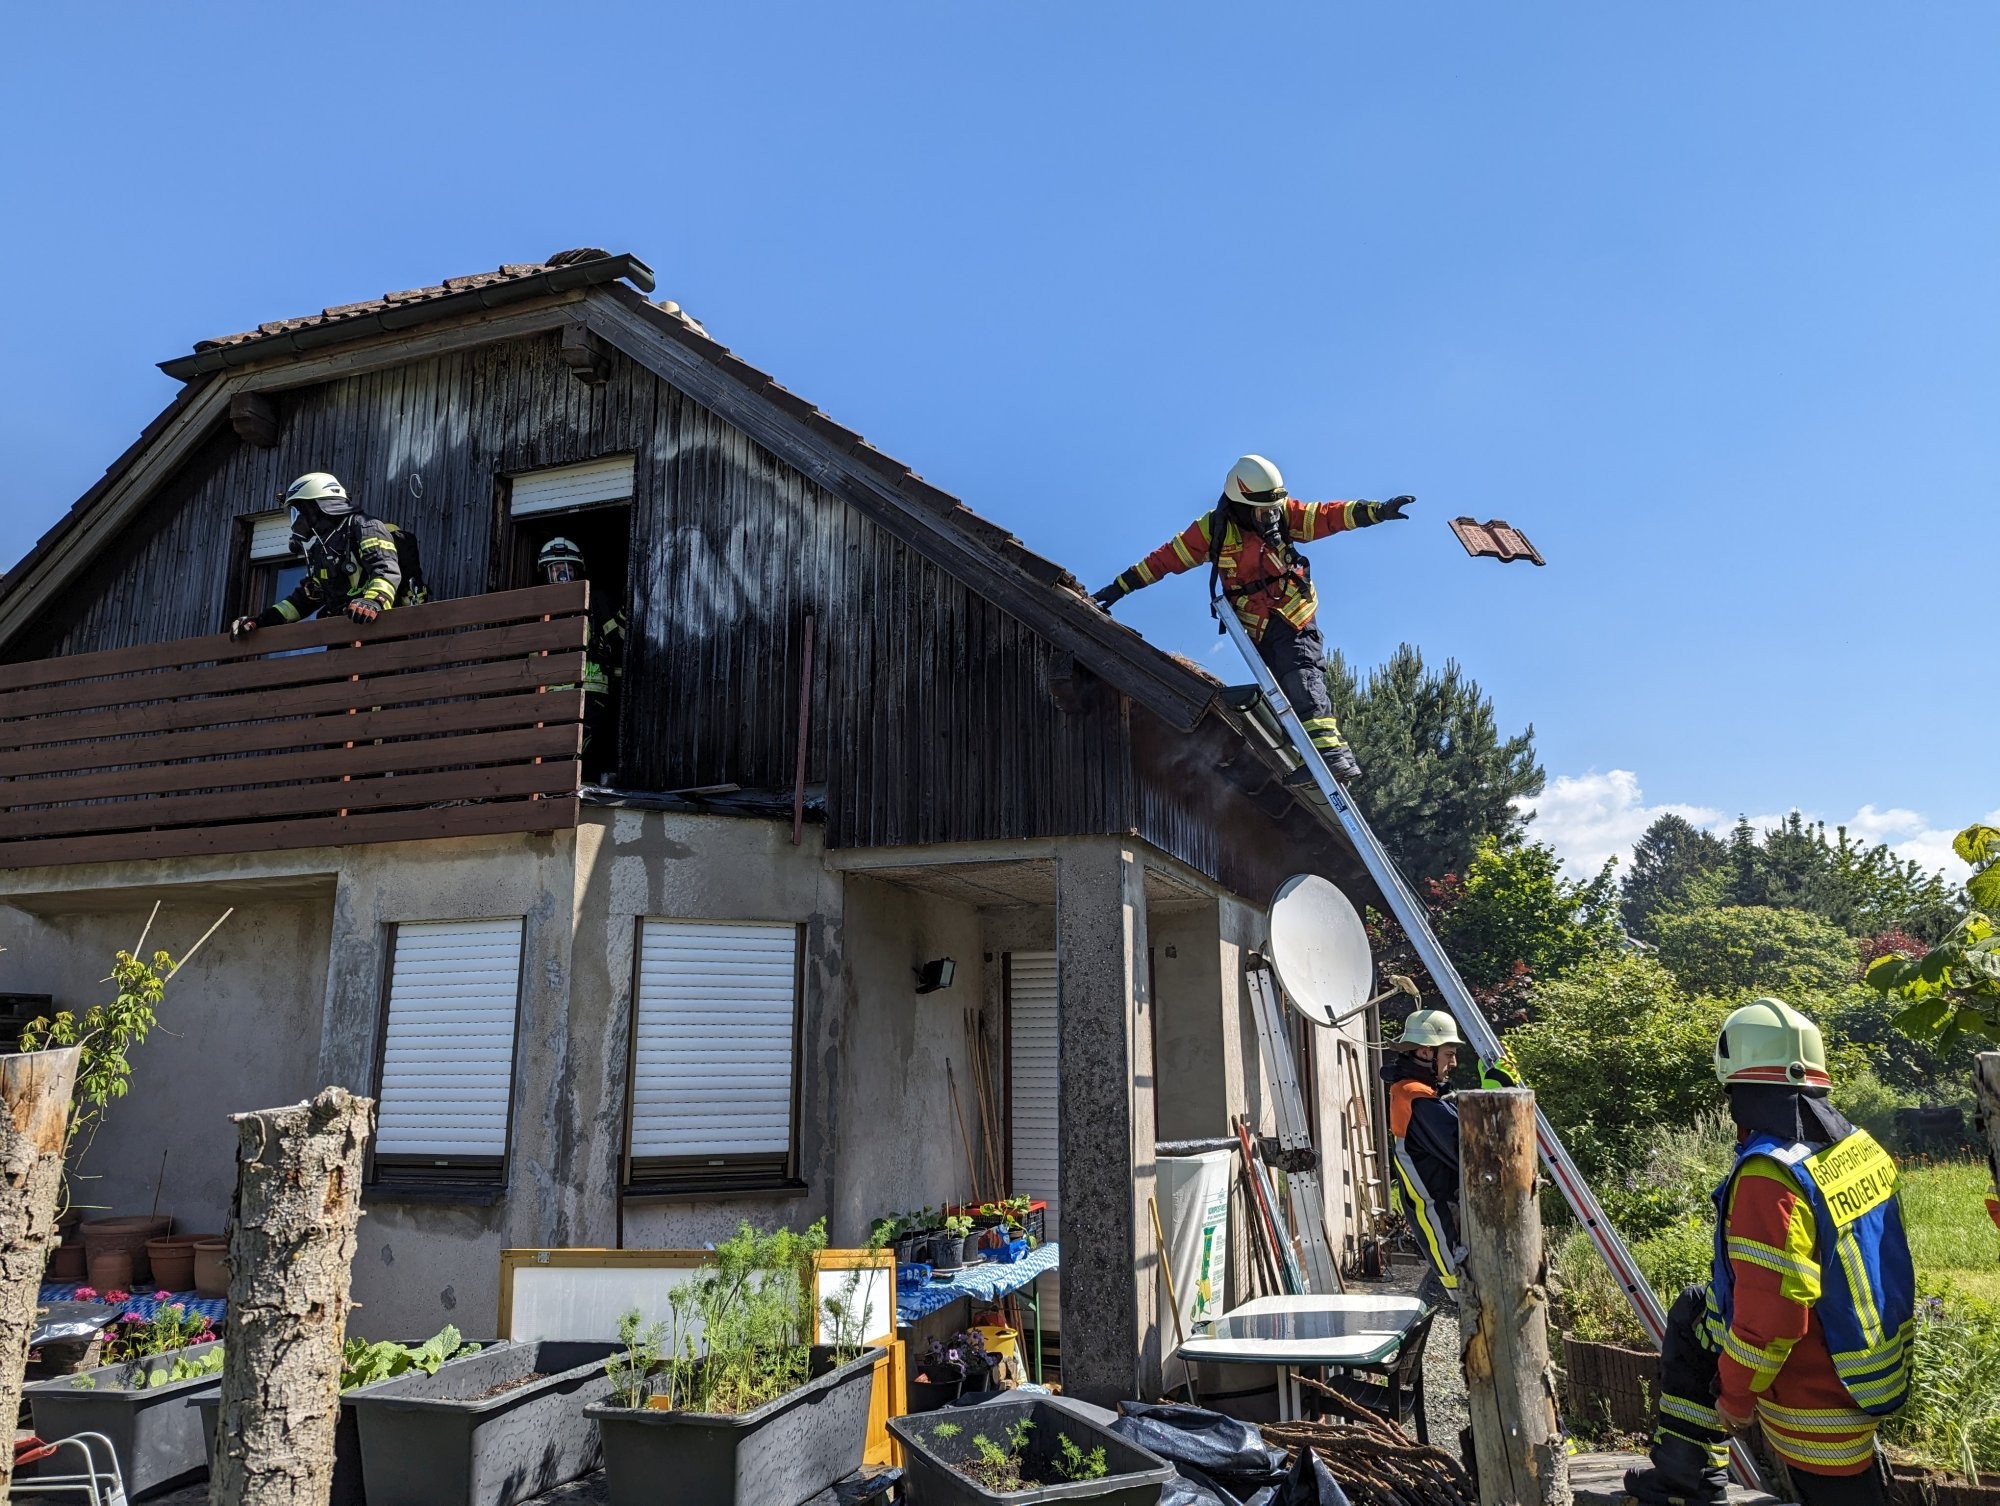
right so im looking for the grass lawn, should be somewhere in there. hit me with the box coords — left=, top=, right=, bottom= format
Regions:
left=1899, top=1157, right=2000, bottom=1306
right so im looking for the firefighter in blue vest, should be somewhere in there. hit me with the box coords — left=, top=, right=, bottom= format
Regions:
left=1625, top=998, right=1913, bottom=1506
left=537, top=536, right=625, bottom=770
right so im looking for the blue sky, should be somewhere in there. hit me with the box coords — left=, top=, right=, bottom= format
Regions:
left=3, top=4, right=1993, bottom=877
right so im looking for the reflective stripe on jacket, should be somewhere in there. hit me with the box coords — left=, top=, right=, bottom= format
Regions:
left=1389, top=1076, right=1461, bottom=1289
left=1115, top=500, right=1368, bottom=641
left=1706, top=1129, right=1914, bottom=1474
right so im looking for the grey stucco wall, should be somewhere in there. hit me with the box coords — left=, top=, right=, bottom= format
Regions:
left=0, top=897, right=330, bottom=1246
left=1151, top=902, right=1229, bottom=1142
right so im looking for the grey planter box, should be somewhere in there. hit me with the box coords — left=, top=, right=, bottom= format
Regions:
left=584, top=1344, right=885, bottom=1506
left=889, top=1396, right=1175, bottom=1506
left=197, top=1337, right=497, bottom=1506
left=347, top=1340, right=617, bottom=1506
left=24, top=1339, right=223, bottom=1500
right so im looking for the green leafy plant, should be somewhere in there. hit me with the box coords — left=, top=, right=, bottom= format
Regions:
left=1055, top=1432, right=1110, bottom=1481
left=605, top=1309, right=667, bottom=1408
left=942, top=1213, right=974, bottom=1240
left=929, top=1421, right=962, bottom=1440
left=654, top=1218, right=834, bottom=1416
left=340, top=1326, right=478, bottom=1391
left=18, top=903, right=231, bottom=1211
left=1868, top=824, right=2000, bottom=1048
left=140, top=1346, right=224, bottom=1389
left=104, top=1301, right=215, bottom=1368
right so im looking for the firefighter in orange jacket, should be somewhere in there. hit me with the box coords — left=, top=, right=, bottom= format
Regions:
left=1625, top=998, right=1913, bottom=1506
left=1092, top=454, right=1412, bottom=784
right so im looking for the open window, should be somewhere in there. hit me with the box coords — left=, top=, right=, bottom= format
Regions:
left=496, top=456, right=634, bottom=599
left=236, top=510, right=308, bottom=619
left=370, top=918, right=526, bottom=1193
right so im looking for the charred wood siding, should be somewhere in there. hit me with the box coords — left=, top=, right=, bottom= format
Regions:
left=629, top=385, right=1130, bottom=847
left=11, top=335, right=1134, bottom=854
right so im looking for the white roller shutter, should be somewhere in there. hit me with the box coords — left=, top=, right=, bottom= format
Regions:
left=247, top=511, right=300, bottom=561
left=509, top=456, right=636, bottom=518
left=1008, top=953, right=1060, bottom=1239
left=631, top=920, right=799, bottom=1163
left=376, top=919, right=524, bottom=1160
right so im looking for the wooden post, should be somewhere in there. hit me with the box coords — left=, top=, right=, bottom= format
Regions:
left=1459, top=1088, right=1567, bottom=1506
left=209, top=1087, right=373, bottom=1506
left=0, top=1047, right=81, bottom=1492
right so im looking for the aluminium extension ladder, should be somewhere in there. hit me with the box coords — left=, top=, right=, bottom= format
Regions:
left=1216, top=604, right=1762, bottom=1491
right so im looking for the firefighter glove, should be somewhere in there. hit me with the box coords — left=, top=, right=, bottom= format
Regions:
left=229, top=616, right=259, bottom=641
left=1368, top=495, right=1415, bottom=523
left=1090, top=582, right=1126, bottom=612
left=345, top=598, right=382, bottom=625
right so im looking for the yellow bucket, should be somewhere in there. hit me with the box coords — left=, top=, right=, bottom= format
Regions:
left=974, top=1325, right=1019, bottom=1361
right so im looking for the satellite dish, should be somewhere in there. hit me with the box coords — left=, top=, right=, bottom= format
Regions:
left=1268, top=874, right=1373, bottom=1028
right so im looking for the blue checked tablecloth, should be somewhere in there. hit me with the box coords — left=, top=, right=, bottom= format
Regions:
left=40, top=1282, right=227, bottom=1324
left=895, top=1241, right=1059, bottom=1327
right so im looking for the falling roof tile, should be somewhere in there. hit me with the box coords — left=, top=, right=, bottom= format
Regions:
left=1449, top=516, right=1546, bottom=566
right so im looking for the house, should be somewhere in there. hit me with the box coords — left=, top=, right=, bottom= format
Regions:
left=0, top=250, right=1382, bottom=1403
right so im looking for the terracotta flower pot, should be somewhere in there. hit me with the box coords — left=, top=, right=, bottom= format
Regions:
left=82, top=1215, right=172, bottom=1284
left=147, top=1237, right=198, bottom=1293
left=87, top=1249, right=134, bottom=1291
left=192, top=1238, right=229, bottom=1299
left=49, top=1240, right=87, bottom=1282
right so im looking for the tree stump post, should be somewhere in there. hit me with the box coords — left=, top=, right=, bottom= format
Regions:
left=1459, top=1088, right=1568, bottom=1506
left=209, top=1087, right=373, bottom=1506
left=0, top=1047, right=81, bottom=1491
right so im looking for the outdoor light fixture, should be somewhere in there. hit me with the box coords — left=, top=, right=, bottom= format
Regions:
left=913, top=958, right=956, bottom=995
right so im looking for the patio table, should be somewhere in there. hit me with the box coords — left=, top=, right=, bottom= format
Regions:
left=1175, top=1292, right=1429, bottom=1421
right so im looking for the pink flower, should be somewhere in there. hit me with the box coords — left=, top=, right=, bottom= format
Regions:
left=74, top=1286, right=98, bottom=1300
left=121, top=1313, right=145, bottom=1324
left=104, top=1289, right=130, bottom=1304
left=153, top=1290, right=173, bottom=1301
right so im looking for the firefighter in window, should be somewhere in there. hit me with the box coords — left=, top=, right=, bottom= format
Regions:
left=538, top=536, right=626, bottom=779
left=230, top=472, right=427, bottom=636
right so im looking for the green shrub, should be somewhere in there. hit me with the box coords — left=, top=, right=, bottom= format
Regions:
left=1883, top=1298, right=2000, bottom=1475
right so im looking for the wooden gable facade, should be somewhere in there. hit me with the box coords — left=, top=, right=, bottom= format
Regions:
left=0, top=261, right=1364, bottom=901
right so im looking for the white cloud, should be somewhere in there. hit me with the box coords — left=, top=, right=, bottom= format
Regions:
left=1519, top=775, right=1996, bottom=883
left=1516, top=770, right=1721, bottom=878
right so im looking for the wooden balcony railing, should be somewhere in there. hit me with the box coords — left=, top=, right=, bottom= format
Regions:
left=0, top=582, right=590, bottom=870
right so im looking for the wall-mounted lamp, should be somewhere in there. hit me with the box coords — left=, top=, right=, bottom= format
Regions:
left=913, top=958, right=957, bottom=995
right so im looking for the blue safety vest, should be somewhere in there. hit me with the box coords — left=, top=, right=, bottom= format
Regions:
left=1707, top=1129, right=1915, bottom=1416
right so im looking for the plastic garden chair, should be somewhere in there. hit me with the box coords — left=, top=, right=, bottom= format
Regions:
left=1308, top=1303, right=1438, bottom=1444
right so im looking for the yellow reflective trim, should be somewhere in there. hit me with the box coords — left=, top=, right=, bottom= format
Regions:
left=1805, top=1130, right=1898, bottom=1226
left=1835, top=1229, right=1883, bottom=1347
left=1756, top=1399, right=1875, bottom=1432
left=1169, top=536, right=1199, bottom=569
left=1392, top=1143, right=1457, bottom=1289
left=1659, top=1396, right=1723, bottom=1432
left=1133, top=562, right=1159, bottom=585
left=273, top=599, right=302, bottom=623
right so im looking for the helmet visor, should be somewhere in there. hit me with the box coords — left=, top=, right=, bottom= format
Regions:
left=542, top=560, right=579, bottom=585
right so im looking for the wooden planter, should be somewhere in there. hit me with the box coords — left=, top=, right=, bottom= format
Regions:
left=1560, top=1336, right=1659, bottom=1438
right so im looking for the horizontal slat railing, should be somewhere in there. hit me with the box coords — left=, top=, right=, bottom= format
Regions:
left=0, top=582, right=592, bottom=869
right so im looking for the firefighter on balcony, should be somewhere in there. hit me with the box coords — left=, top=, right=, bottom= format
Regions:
left=537, top=536, right=626, bottom=770
left=1091, top=455, right=1411, bottom=783
left=229, top=472, right=427, bottom=637
left=1624, top=998, right=1913, bottom=1506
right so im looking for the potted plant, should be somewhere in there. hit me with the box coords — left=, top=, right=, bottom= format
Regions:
left=345, top=1333, right=609, bottom=1506
left=199, top=1325, right=481, bottom=1506
left=908, top=1329, right=994, bottom=1413
left=889, top=1397, right=1176, bottom=1505
left=583, top=1217, right=886, bottom=1506
left=929, top=1213, right=967, bottom=1274
left=23, top=1298, right=222, bottom=1497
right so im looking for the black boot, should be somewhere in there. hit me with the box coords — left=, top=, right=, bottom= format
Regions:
left=1623, top=1437, right=1729, bottom=1506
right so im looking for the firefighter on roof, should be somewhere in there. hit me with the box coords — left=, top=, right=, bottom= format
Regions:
left=1091, top=454, right=1411, bottom=783
left=230, top=472, right=427, bottom=637
left=1624, top=997, right=1913, bottom=1506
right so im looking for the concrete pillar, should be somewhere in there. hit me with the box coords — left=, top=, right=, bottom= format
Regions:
left=1055, top=838, right=1159, bottom=1403
left=1149, top=902, right=1226, bottom=1142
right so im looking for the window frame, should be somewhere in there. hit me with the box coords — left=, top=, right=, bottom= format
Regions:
left=621, top=917, right=808, bottom=1199
left=366, top=918, right=528, bottom=1195
left=232, top=510, right=309, bottom=623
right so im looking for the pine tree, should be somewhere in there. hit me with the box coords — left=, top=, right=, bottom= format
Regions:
left=1324, top=644, right=1543, bottom=880
left=1620, top=813, right=1729, bottom=939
